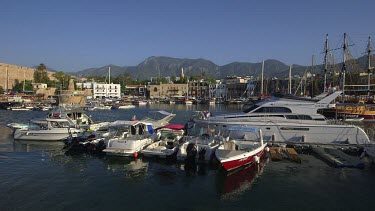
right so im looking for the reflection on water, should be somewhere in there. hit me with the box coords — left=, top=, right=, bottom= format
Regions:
left=103, top=157, right=149, bottom=180
left=216, top=159, right=267, bottom=200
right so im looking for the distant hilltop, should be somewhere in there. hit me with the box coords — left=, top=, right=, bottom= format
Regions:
left=69, top=57, right=314, bottom=80
left=0, top=63, right=55, bottom=89
left=69, top=55, right=374, bottom=80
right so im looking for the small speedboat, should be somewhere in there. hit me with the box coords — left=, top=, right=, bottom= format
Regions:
left=215, top=126, right=267, bottom=172
left=177, top=125, right=222, bottom=162
left=64, top=135, right=106, bottom=154
left=118, top=105, right=136, bottom=109
left=103, top=121, right=158, bottom=157
left=141, top=124, right=185, bottom=159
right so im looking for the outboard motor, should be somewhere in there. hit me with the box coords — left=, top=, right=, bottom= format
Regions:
left=198, top=148, right=207, bottom=161
left=186, top=143, right=197, bottom=162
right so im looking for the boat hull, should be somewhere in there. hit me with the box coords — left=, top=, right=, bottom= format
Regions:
left=14, top=129, right=78, bottom=141
left=216, top=144, right=266, bottom=171
left=194, top=120, right=370, bottom=145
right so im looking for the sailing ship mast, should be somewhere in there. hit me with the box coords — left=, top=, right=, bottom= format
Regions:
left=366, top=36, right=373, bottom=96
left=323, top=34, right=330, bottom=92
left=260, top=60, right=264, bottom=96
left=288, top=65, right=292, bottom=94
left=341, top=33, right=348, bottom=103
left=23, top=69, right=26, bottom=92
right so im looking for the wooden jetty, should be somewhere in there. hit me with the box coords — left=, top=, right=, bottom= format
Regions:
left=311, top=146, right=364, bottom=168
left=268, top=147, right=301, bottom=163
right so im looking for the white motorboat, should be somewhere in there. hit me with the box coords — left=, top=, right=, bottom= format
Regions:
left=177, top=125, right=222, bottom=162
left=141, top=124, right=185, bottom=159
left=13, top=118, right=84, bottom=141
left=89, top=110, right=176, bottom=132
left=118, top=105, right=136, bottom=109
left=103, top=121, right=159, bottom=157
left=215, top=126, right=267, bottom=171
left=140, top=110, right=176, bottom=128
left=7, top=123, right=31, bottom=130
left=194, top=91, right=372, bottom=146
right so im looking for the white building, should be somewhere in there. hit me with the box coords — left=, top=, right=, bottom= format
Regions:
left=93, top=83, right=121, bottom=99
left=209, top=82, right=226, bottom=99
left=76, top=82, right=93, bottom=90
left=32, top=83, right=47, bottom=89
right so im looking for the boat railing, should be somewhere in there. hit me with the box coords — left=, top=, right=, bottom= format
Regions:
left=365, top=128, right=375, bottom=142
left=326, top=119, right=347, bottom=125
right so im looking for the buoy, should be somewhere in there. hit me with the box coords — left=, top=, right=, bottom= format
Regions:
left=254, top=155, right=260, bottom=164
left=360, top=151, right=366, bottom=159
left=133, top=151, right=138, bottom=158
left=265, top=147, right=270, bottom=152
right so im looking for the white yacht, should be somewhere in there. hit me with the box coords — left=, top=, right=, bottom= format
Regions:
left=103, top=121, right=159, bottom=157
left=194, top=91, right=372, bottom=145
left=14, top=118, right=84, bottom=141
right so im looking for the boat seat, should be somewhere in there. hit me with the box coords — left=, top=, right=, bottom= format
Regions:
left=224, top=141, right=236, bottom=150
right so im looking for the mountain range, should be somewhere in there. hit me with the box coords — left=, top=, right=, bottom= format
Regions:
left=67, top=55, right=375, bottom=80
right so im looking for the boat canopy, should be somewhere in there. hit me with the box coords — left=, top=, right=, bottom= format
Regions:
left=156, top=123, right=185, bottom=131
left=148, top=110, right=174, bottom=116
left=108, top=120, right=152, bottom=127
left=109, top=120, right=155, bottom=134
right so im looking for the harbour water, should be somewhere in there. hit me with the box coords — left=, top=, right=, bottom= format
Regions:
left=1, top=104, right=375, bottom=211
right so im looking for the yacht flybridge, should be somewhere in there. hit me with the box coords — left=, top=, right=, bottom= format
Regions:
left=195, top=91, right=372, bottom=145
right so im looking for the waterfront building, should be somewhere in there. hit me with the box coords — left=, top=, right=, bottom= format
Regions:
left=125, top=85, right=147, bottom=97
left=93, top=83, right=121, bottom=99
left=188, top=80, right=209, bottom=99
left=76, top=82, right=93, bottom=90
left=148, top=83, right=188, bottom=99
left=208, top=81, right=227, bottom=99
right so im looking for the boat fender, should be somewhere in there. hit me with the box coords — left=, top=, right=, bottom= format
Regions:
left=133, top=151, right=138, bottom=158
left=186, top=143, right=197, bottom=160
left=360, top=150, right=366, bottom=159
left=198, top=148, right=207, bottom=161
left=254, top=155, right=260, bottom=164
left=265, top=147, right=270, bottom=152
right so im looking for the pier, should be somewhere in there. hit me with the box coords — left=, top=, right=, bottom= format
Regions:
left=268, top=147, right=301, bottom=163
left=311, top=146, right=365, bottom=168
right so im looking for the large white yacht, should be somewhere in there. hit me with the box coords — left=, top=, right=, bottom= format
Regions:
left=194, top=91, right=372, bottom=145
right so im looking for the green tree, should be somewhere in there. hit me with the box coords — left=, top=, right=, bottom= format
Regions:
left=52, top=71, right=71, bottom=90
left=12, top=80, right=33, bottom=93
left=34, top=63, right=50, bottom=83
left=0, top=86, right=4, bottom=94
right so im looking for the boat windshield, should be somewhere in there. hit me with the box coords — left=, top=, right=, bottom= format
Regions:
left=223, top=130, right=260, bottom=141
left=243, top=105, right=259, bottom=113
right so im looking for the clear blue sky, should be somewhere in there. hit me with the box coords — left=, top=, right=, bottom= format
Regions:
left=1, top=0, right=374, bottom=72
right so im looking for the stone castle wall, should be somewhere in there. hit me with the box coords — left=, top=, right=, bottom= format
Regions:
left=0, top=62, right=56, bottom=90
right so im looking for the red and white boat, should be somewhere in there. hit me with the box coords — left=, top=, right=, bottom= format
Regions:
left=215, top=126, right=267, bottom=171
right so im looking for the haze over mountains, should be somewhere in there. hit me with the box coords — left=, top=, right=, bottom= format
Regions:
left=65, top=55, right=374, bottom=80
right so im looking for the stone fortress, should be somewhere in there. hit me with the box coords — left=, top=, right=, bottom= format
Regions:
left=0, top=62, right=56, bottom=90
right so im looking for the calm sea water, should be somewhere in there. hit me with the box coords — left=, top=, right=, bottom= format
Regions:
left=1, top=104, right=375, bottom=211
